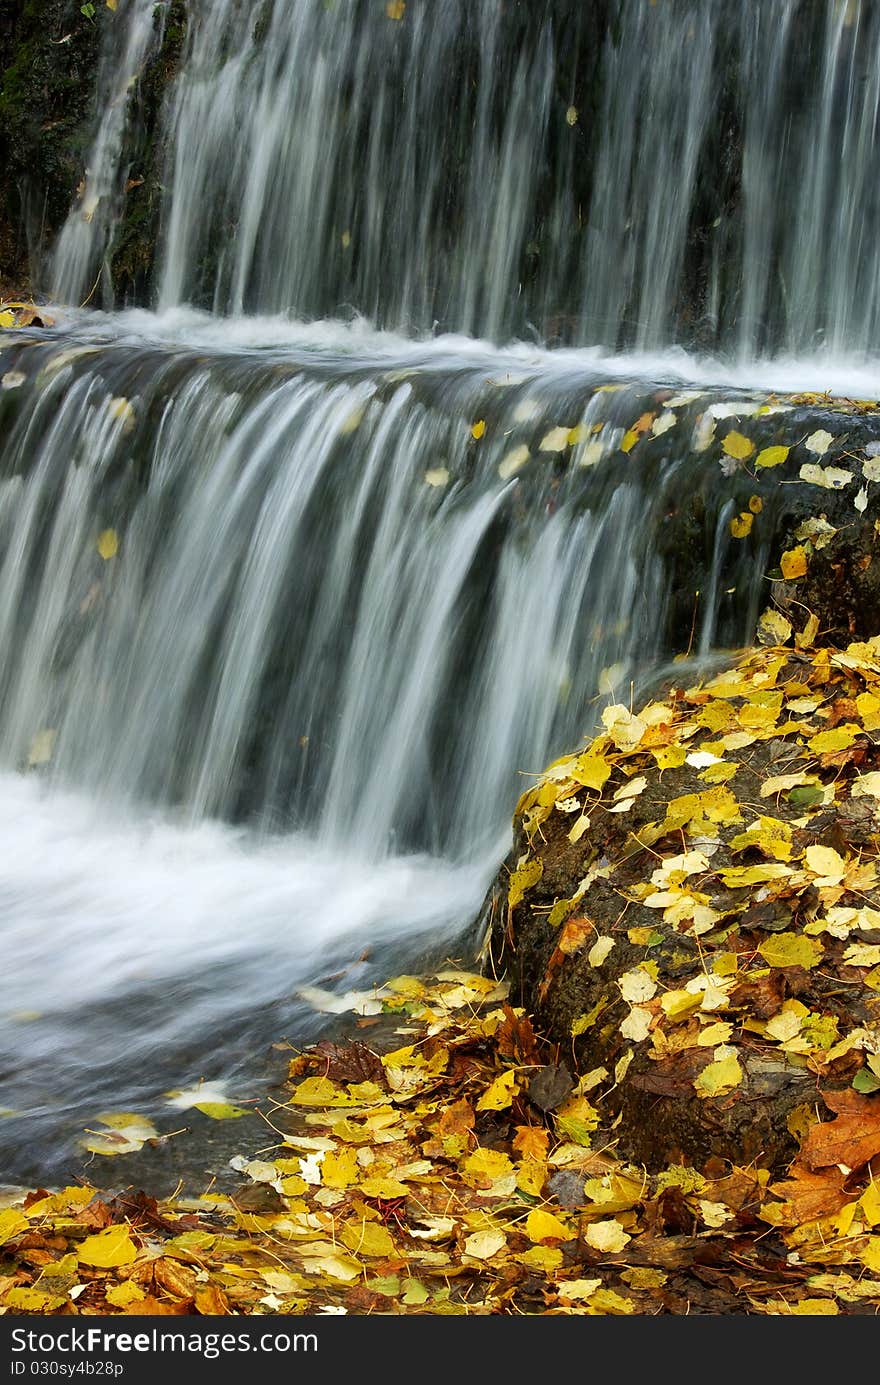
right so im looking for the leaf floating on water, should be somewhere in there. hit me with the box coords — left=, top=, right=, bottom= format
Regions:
left=385, top=0, right=405, bottom=17
left=651, top=411, right=676, bottom=437
left=80, top=1112, right=159, bottom=1156
left=722, top=430, right=755, bottom=461
left=424, top=467, right=449, bottom=487
left=27, top=729, right=56, bottom=768
left=0, top=311, right=14, bottom=329
left=498, top=444, right=530, bottom=479
left=756, top=445, right=790, bottom=469
left=297, top=985, right=387, bottom=1016
left=2, top=371, right=25, bottom=389
left=96, top=528, right=118, bottom=560
left=730, top=512, right=753, bottom=539
left=565, top=106, right=578, bottom=126
left=471, top=418, right=486, bottom=440
left=107, top=397, right=135, bottom=433
left=805, top=429, right=834, bottom=456
left=539, top=425, right=571, bottom=452
left=193, top=1102, right=248, bottom=1120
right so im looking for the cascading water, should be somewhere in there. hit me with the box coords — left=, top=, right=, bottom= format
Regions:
left=50, top=0, right=880, bottom=356
left=5, top=0, right=880, bottom=1183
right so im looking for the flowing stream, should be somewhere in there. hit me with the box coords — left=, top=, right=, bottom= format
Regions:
left=5, top=0, right=880, bottom=1182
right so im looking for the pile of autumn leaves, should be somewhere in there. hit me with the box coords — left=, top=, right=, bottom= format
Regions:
left=1, top=935, right=880, bottom=1315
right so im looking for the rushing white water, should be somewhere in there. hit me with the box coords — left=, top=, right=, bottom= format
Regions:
left=14, top=0, right=880, bottom=1182
left=49, top=0, right=880, bottom=355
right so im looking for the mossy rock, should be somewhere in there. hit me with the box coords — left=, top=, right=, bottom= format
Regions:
left=486, top=622, right=880, bottom=1176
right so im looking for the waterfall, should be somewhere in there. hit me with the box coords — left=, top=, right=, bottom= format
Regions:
left=49, top=0, right=880, bottom=356
left=6, top=0, right=880, bottom=1180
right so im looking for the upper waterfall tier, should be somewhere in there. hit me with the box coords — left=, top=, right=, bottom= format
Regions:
left=49, top=0, right=880, bottom=357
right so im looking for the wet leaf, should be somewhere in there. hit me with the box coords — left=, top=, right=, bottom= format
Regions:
left=722, top=430, right=755, bottom=460
left=756, top=445, right=790, bottom=469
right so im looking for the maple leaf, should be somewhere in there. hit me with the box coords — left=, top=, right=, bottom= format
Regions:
left=799, top=1090, right=880, bottom=1173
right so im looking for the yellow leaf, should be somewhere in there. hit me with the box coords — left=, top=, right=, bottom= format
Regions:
left=565, top=106, right=578, bottom=126
left=730, top=512, right=753, bottom=539
left=105, top=1281, right=145, bottom=1307
left=289, top=1075, right=349, bottom=1106
left=758, top=932, right=824, bottom=970
left=620, top=429, right=639, bottom=453
left=557, top=1277, right=602, bottom=1301
left=508, top=857, right=543, bottom=907
left=780, top=546, right=808, bottom=580
left=723, top=430, right=755, bottom=460
left=97, top=528, right=118, bottom=560
left=106, top=0, right=118, bottom=10
left=693, top=1051, right=743, bottom=1098
left=807, top=724, right=859, bottom=754
left=5, top=1288, right=66, bottom=1312
left=193, top=1101, right=247, bottom=1119
left=572, top=754, right=611, bottom=791
left=804, top=844, right=846, bottom=883
left=719, top=863, right=791, bottom=887
left=385, top=0, right=405, bottom=17
left=516, top=1160, right=548, bottom=1197
left=517, top=1245, right=563, bottom=1272
left=757, top=609, right=792, bottom=646
left=320, top=1147, right=358, bottom=1189
left=498, top=444, right=530, bottom=479
left=357, top=1176, right=410, bottom=1198
left=756, top=445, right=790, bottom=469
left=588, top=936, right=615, bottom=967
left=78, top=1225, right=137, bottom=1269
left=653, top=744, right=686, bottom=771
left=525, top=1208, right=570, bottom=1242
left=0, top=311, right=14, bottom=329
left=476, top=1069, right=519, bottom=1111
left=301, top=1253, right=361, bottom=1282
left=340, top=1221, right=395, bottom=1257
left=568, top=812, right=591, bottom=844
left=471, top=418, right=485, bottom=439
left=583, top=1219, right=630, bottom=1253
left=461, top=1148, right=514, bottom=1189
left=540, top=426, right=571, bottom=452
left=463, top=1230, right=506, bottom=1260
left=27, top=728, right=56, bottom=767
left=0, top=1209, right=27, bottom=1244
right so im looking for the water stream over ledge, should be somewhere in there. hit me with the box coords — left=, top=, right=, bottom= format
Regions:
left=8, top=0, right=880, bottom=1187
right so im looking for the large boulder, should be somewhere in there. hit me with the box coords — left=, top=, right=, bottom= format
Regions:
left=486, top=518, right=880, bottom=1175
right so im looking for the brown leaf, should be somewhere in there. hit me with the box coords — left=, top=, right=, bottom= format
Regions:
left=120, top=1295, right=192, bottom=1315
left=153, top=1258, right=198, bottom=1301
left=194, top=1285, right=229, bottom=1315
left=558, top=917, right=593, bottom=956
left=631, top=1049, right=711, bottom=1097
left=729, top=971, right=785, bottom=1018
left=800, top=1090, right=880, bottom=1172
left=513, top=1125, right=550, bottom=1161
left=309, top=1040, right=388, bottom=1088
left=437, top=1098, right=475, bottom=1136
left=496, top=1004, right=540, bottom=1062
left=766, top=1165, right=849, bottom=1224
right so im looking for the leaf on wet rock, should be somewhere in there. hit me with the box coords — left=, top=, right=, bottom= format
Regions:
left=693, top=1049, right=743, bottom=1098
left=508, top=856, right=543, bottom=906
left=722, top=430, right=755, bottom=460
left=756, top=445, right=790, bottom=469
left=804, top=429, right=834, bottom=456
left=799, top=463, right=852, bottom=489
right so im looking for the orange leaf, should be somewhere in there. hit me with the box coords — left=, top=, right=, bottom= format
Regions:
left=800, top=1090, right=880, bottom=1172
left=513, top=1126, right=550, bottom=1161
